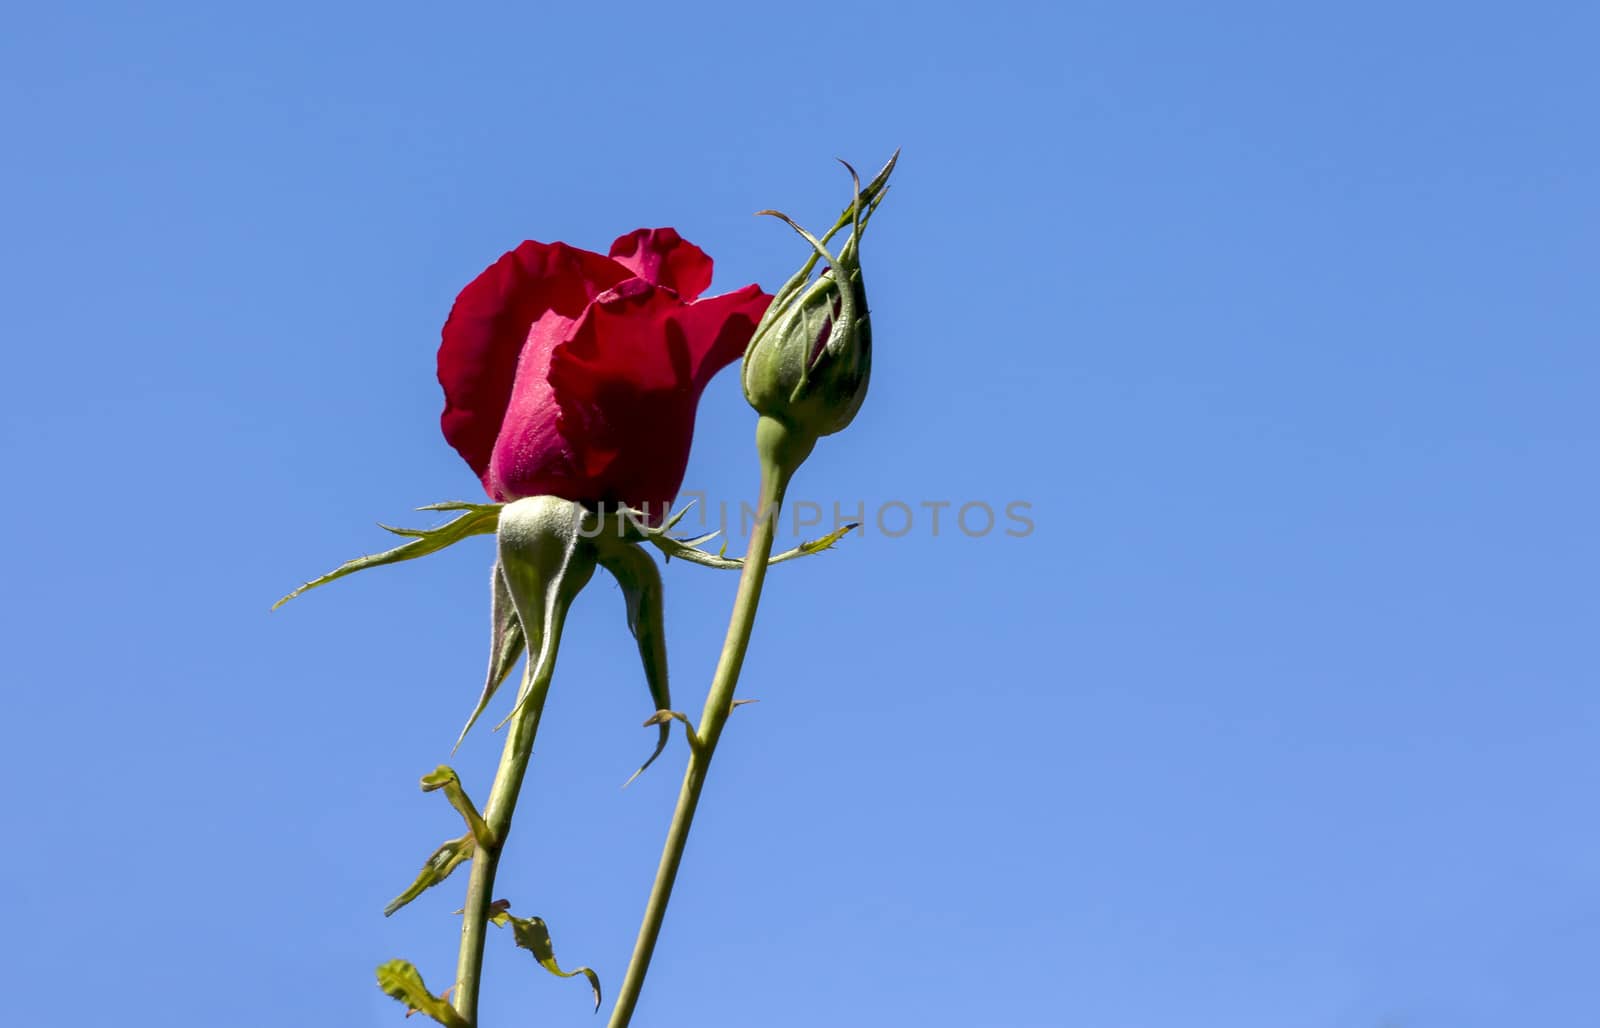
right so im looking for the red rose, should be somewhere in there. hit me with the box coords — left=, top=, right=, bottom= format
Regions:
left=439, top=229, right=771, bottom=520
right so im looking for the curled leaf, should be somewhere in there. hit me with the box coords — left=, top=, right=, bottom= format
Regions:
left=420, top=766, right=494, bottom=849
left=384, top=833, right=475, bottom=917
left=489, top=908, right=602, bottom=1011
left=375, top=959, right=467, bottom=1028
left=641, top=708, right=699, bottom=752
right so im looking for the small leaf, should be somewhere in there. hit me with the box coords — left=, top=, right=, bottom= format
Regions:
left=420, top=766, right=494, bottom=848
left=404, top=985, right=453, bottom=1018
left=384, top=833, right=474, bottom=917
left=273, top=504, right=501, bottom=609
left=639, top=709, right=698, bottom=755
left=455, top=560, right=527, bottom=752
left=489, top=909, right=602, bottom=1012
left=375, top=960, right=467, bottom=1028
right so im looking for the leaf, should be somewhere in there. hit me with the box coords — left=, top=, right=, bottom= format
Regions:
left=595, top=540, right=674, bottom=786
left=375, top=959, right=467, bottom=1028
left=273, top=504, right=502, bottom=609
left=383, top=833, right=474, bottom=917
left=454, top=560, right=526, bottom=753
left=490, top=910, right=602, bottom=1011
left=420, top=766, right=494, bottom=848
left=642, top=708, right=698, bottom=752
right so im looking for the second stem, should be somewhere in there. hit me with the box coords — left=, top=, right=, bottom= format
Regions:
left=607, top=416, right=810, bottom=1027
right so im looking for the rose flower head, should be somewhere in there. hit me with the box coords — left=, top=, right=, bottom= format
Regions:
left=439, top=228, right=771, bottom=521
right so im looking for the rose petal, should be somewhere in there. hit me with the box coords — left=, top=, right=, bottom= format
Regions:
left=668, top=283, right=773, bottom=392
left=608, top=228, right=714, bottom=302
left=545, top=282, right=687, bottom=482
left=532, top=281, right=771, bottom=518
left=439, top=241, right=628, bottom=492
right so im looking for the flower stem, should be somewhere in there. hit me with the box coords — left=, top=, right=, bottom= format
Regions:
left=452, top=658, right=558, bottom=1024
left=608, top=417, right=811, bottom=1027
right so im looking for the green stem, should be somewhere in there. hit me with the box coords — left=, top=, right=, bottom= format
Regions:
left=452, top=658, right=557, bottom=1024
left=608, top=417, right=811, bottom=1028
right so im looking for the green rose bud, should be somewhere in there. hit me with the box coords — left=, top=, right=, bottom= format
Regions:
left=743, top=152, right=897, bottom=444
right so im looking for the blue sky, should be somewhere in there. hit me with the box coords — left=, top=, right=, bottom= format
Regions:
left=3, top=2, right=1597, bottom=1026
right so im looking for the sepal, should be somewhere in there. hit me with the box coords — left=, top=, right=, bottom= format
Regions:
left=623, top=506, right=860, bottom=571
left=494, top=497, right=597, bottom=728
left=594, top=538, right=674, bottom=786
left=454, top=561, right=526, bottom=752
left=273, top=502, right=502, bottom=609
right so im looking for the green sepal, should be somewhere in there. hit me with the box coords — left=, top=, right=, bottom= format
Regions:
left=595, top=539, right=673, bottom=786
left=625, top=509, right=860, bottom=571
left=494, top=497, right=597, bottom=730
left=454, top=559, right=526, bottom=753
left=751, top=149, right=898, bottom=340
left=375, top=959, right=467, bottom=1028
left=273, top=502, right=502, bottom=609
left=383, top=832, right=475, bottom=917
left=489, top=908, right=602, bottom=1012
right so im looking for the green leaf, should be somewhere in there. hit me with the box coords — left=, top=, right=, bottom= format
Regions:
left=595, top=540, right=674, bottom=787
left=273, top=503, right=502, bottom=609
left=383, top=833, right=474, bottom=917
left=489, top=909, right=602, bottom=1011
left=642, top=708, right=699, bottom=752
left=375, top=959, right=466, bottom=1028
left=420, top=766, right=494, bottom=848
left=453, top=560, right=527, bottom=753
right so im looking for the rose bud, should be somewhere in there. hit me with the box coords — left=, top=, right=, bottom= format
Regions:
left=438, top=229, right=772, bottom=522
left=741, top=153, right=896, bottom=446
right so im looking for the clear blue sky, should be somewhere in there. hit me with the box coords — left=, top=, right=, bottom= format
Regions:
left=4, top=2, right=1597, bottom=1026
